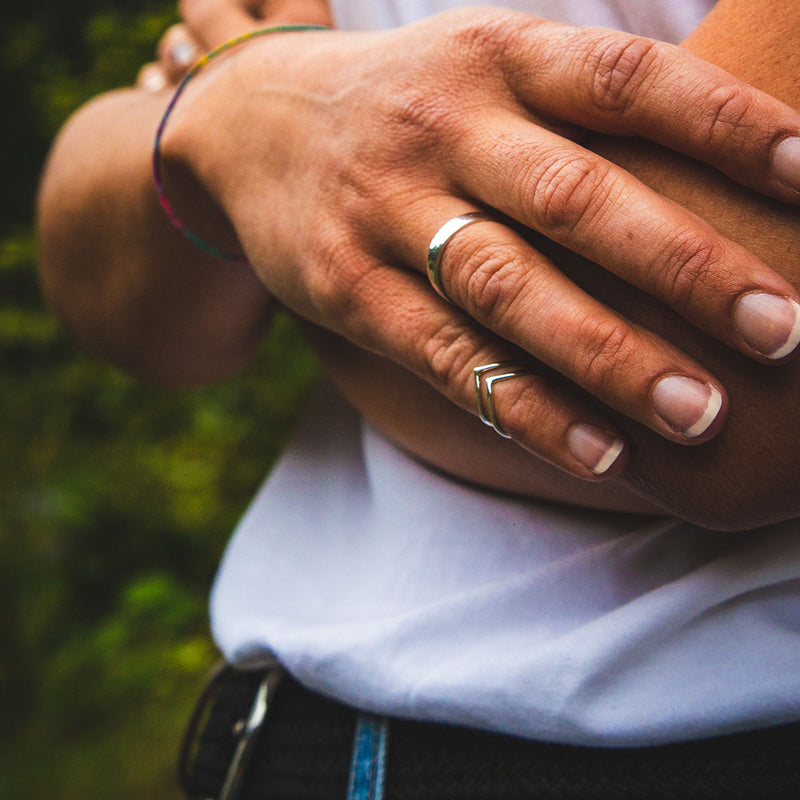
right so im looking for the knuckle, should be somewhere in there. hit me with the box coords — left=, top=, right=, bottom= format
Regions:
left=384, top=88, right=464, bottom=150
left=587, top=34, right=663, bottom=113
left=491, top=377, right=535, bottom=439
left=701, top=84, right=760, bottom=148
left=305, top=236, right=369, bottom=328
left=383, top=14, right=526, bottom=146
left=303, top=252, right=343, bottom=316
left=442, top=8, right=529, bottom=65
left=455, top=239, right=529, bottom=324
left=376, top=10, right=538, bottom=160
left=417, top=320, right=479, bottom=393
left=653, top=228, right=723, bottom=310
left=528, top=153, right=613, bottom=235
left=576, top=316, right=638, bottom=394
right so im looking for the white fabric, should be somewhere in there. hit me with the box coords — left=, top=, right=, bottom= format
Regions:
left=328, top=0, right=714, bottom=42
left=211, top=0, right=800, bottom=746
left=212, top=389, right=800, bottom=746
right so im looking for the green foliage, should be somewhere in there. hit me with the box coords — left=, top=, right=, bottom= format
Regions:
left=0, top=3, right=321, bottom=797
left=1, top=1, right=177, bottom=228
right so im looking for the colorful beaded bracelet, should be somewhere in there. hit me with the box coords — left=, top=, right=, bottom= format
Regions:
left=152, top=24, right=329, bottom=263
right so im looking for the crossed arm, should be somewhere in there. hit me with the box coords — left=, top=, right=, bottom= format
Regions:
left=594, top=0, right=800, bottom=526
left=330, top=0, right=800, bottom=528
left=37, top=0, right=800, bottom=529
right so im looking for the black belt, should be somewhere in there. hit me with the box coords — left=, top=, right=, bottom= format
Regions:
left=179, top=664, right=800, bottom=799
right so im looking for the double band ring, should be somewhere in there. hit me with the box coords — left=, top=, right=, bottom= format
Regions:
left=427, top=211, right=496, bottom=303
left=473, top=362, right=531, bottom=439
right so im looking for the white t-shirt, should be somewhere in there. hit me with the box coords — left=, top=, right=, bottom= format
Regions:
left=328, top=0, right=712, bottom=42
left=211, top=0, right=800, bottom=747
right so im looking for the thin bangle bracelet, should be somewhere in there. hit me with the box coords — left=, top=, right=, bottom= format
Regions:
left=152, top=24, right=329, bottom=263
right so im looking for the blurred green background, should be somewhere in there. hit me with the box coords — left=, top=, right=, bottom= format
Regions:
left=0, top=2, right=318, bottom=797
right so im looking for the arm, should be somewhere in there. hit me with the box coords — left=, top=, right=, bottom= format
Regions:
left=318, top=0, right=800, bottom=529
left=583, top=0, right=800, bottom=527
left=37, top=83, right=271, bottom=387
left=36, top=0, right=331, bottom=387
left=37, top=0, right=800, bottom=496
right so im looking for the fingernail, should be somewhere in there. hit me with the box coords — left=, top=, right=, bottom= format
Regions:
left=734, top=291, right=800, bottom=359
left=142, top=70, right=167, bottom=93
left=567, top=424, right=625, bottom=475
left=772, top=137, right=800, bottom=192
left=171, top=40, right=198, bottom=67
left=652, top=376, right=723, bottom=438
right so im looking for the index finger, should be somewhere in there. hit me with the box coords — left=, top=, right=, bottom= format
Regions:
left=504, top=19, right=800, bottom=202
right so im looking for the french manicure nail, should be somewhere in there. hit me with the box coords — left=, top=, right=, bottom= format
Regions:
left=142, top=70, right=167, bottom=93
left=171, top=41, right=197, bottom=67
left=652, top=376, right=722, bottom=439
left=773, top=137, right=800, bottom=192
left=567, top=423, right=625, bottom=475
left=734, top=291, right=800, bottom=359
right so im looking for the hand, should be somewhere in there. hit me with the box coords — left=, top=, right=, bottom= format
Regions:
left=179, top=0, right=332, bottom=36
left=136, top=24, right=202, bottom=93
left=163, top=3, right=800, bottom=480
left=136, top=0, right=332, bottom=92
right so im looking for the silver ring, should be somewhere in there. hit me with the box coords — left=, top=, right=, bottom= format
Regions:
left=427, top=211, right=495, bottom=303
left=473, top=362, right=531, bottom=439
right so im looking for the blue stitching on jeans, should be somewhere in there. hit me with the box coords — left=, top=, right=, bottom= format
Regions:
left=346, top=713, right=389, bottom=800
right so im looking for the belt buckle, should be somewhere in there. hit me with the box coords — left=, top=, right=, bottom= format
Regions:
left=219, top=667, right=282, bottom=800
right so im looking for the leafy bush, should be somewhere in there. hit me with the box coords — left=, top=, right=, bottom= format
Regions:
left=0, top=4, right=319, bottom=797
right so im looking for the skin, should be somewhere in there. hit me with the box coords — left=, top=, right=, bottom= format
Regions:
left=317, top=0, right=800, bottom=528
left=132, top=2, right=659, bottom=516
left=37, top=0, right=331, bottom=386
left=37, top=0, right=800, bottom=529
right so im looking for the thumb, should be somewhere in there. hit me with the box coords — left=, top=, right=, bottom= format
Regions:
left=261, top=0, right=333, bottom=26
left=180, top=0, right=331, bottom=50
left=179, top=0, right=261, bottom=50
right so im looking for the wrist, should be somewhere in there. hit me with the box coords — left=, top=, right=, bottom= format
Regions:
left=156, top=63, right=245, bottom=261
left=155, top=25, right=330, bottom=263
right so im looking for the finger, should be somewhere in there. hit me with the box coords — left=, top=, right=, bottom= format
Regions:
left=327, top=258, right=630, bottom=481
left=507, top=20, right=800, bottom=202
left=180, top=0, right=266, bottom=49
left=394, top=201, right=728, bottom=445
left=156, top=24, right=203, bottom=84
left=254, top=0, right=333, bottom=26
left=447, top=111, right=800, bottom=364
left=136, top=63, right=168, bottom=93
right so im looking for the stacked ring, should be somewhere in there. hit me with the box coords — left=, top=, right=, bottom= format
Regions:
left=473, top=362, right=531, bottom=439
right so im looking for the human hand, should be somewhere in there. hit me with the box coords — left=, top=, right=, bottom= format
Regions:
left=161, top=4, right=800, bottom=480
left=136, top=0, right=331, bottom=92
left=136, top=23, right=201, bottom=93
left=180, top=0, right=332, bottom=36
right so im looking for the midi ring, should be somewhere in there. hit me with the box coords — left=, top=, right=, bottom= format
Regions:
left=473, top=362, right=531, bottom=439
left=427, top=211, right=496, bottom=303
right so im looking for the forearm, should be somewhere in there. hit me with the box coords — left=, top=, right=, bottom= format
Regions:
left=37, top=66, right=271, bottom=386
left=37, top=0, right=332, bottom=386
left=574, top=0, right=800, bottom=527
left=307, top=0, right=800, bottom=528
left=50, top=0, right=800, bottom=525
